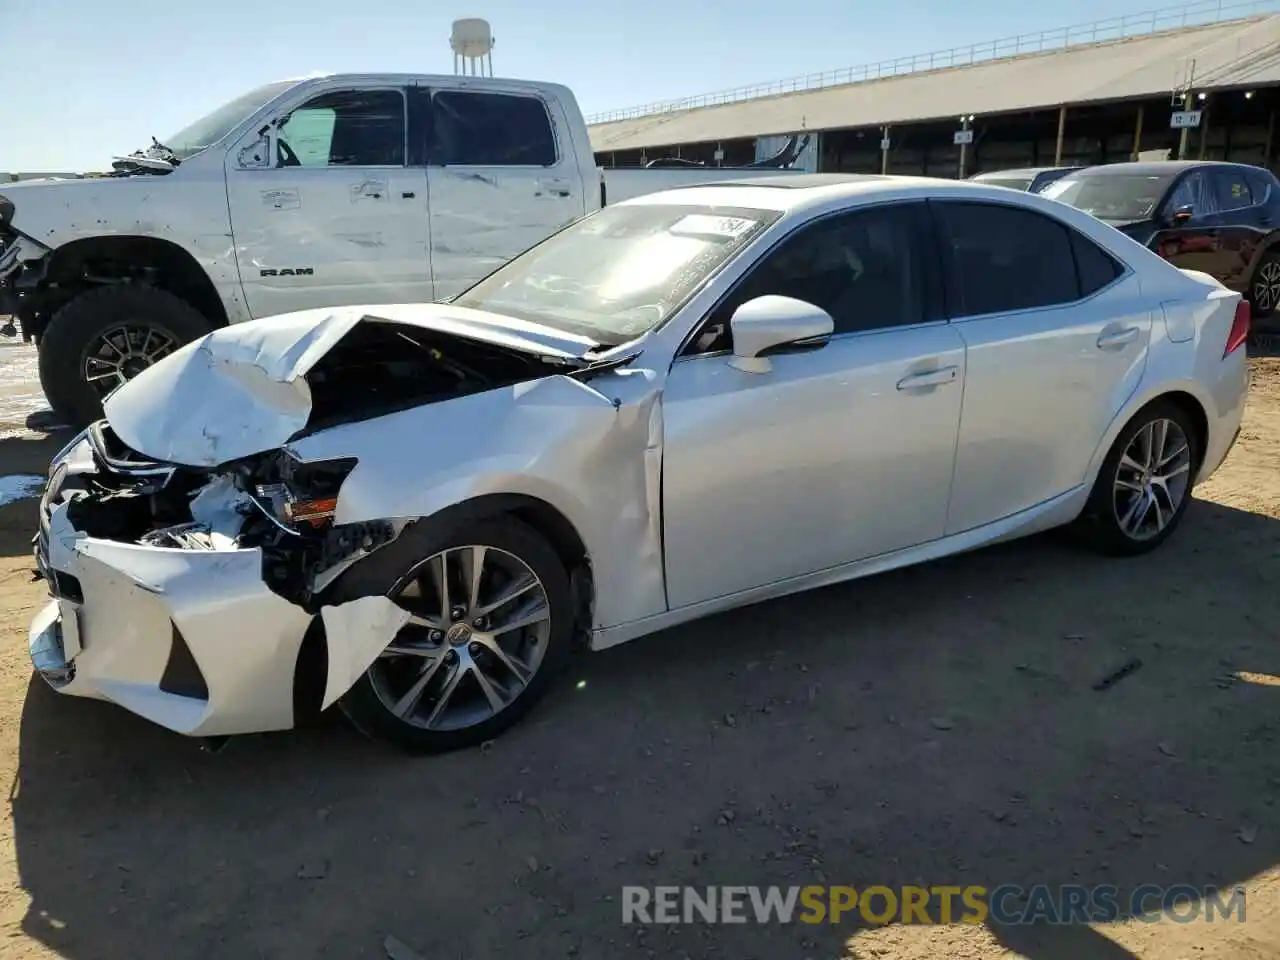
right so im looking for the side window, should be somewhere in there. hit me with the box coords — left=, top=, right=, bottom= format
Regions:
left=685, top=204, right=932, bottom=354
left=1164, top=171, right=1217, bottom=218
left=432, top=92, right=556, bottom=166
left=1211, top=170, right=1252, bottom=212
left=933, top=202, right=1078, bottom=316
left=1245, top=170, right=1274, bottom=206
left=1070, top=231, right=1124, bottom=298
left=277, top=89, right=405, bottom=167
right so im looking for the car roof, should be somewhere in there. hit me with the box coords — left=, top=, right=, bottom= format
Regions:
left=1068, top=160, right=1260, bottom=177
left=971, top=167, right=1076, bottom=180
left=620, top=173, right=983, bottom=213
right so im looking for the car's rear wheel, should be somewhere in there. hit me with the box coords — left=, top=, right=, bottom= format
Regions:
left=1074, top=400, right=1200, bottom=556
left=332, top=516, right=575, bottom=753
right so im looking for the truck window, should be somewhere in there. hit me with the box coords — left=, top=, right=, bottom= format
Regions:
left=277, top=89, right=405, bottom=167
left=431, top=91, right=556, bottom=167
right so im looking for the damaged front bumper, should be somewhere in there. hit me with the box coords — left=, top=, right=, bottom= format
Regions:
left=29, top=425, right=407, bottom=738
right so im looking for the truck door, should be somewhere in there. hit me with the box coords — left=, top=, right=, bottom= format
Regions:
left=224, top=83, right=432, bottom=319
left=423, top=85, right=587, bottom=299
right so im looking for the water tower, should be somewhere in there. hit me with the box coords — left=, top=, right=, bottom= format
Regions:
left=451, top=18, right=494, bottom=76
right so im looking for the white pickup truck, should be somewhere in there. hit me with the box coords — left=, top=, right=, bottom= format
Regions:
left=0, top=73, right=797, bottom=425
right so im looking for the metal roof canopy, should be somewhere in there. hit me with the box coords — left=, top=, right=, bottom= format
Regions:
left=589, top=14, right=1280, bottom=152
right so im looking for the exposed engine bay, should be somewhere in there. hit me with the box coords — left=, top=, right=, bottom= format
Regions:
left=302, top=319, right=561, bottom=432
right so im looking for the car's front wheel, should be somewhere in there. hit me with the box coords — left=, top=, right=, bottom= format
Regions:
left=332, top=516, right=576, bottom=753
left=1250, top=250, right=1280, bottom=322
left=1074, top=399, right=1200, bottom=556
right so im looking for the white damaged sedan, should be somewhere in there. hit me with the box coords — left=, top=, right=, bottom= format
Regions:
left=30, top=175, right=1250, bottom=752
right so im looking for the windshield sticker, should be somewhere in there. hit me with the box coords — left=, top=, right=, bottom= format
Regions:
left=668, top=215, right=759, bottom=240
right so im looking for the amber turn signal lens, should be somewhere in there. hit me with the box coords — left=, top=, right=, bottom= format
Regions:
left=285, top=497, right=338, bottom=528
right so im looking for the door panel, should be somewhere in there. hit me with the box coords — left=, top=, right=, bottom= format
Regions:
left=928, top=199, right=1151, bottom=534
left=225, top=86, right=431, bottom=319
left=945, top=287, right=1152, bottom=534
left=425, top=88, right=586, bottom=299
left=1151, top=169, right=1267, bottom=289
left=661, top=325, right=966, bottom=609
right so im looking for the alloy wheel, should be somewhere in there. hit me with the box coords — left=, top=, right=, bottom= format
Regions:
left=369, top=545, right=552, bottom=732
left=82, top=325, right=178, bottom=398
left=1253, top=260, right=1280, bottom=314
left=1112, top=418, right=1192, bottom=541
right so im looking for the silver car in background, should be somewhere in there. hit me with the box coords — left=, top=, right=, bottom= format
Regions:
left=31, top=174, right=1250, bottom=753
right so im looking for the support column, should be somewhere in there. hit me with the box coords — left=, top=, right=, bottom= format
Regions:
left=1178, top=91, right=1194, bottom=160
left=881, top=126, right=890, bottom=175
left=1054, top=105, right=1067, bottom=165
left=1198, top=98, right=1210, bottom=160
left=1131, top=104, right=1145, bottom=160
left=1265, top=110, right=1276, bottom=172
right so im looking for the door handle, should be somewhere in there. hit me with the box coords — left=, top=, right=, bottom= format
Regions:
left=896, top=365, right=958, bottom=390
left=1097, top=326, right=1139, bottom=349
left=536, top=178, right=571, bottom=198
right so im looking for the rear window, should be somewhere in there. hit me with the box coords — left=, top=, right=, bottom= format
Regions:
left=432, top=91, right=556, bottom=166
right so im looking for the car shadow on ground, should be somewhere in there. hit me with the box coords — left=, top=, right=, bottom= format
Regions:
left=8, top=499, right=1280, bottom=959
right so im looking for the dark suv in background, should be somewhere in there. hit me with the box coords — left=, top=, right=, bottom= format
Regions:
left=1040, top=160, right=1280, bottom=331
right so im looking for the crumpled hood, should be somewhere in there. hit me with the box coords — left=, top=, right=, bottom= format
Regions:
left=103, top=302, right=600, bottom=467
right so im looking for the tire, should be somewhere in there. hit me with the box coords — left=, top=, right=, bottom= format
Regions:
left=1073, top=399, right=1201, bottom=557
left=332, top=515, right=576, bottom=754
left=37, top=285, right=213, bottom=427
left=1249, top=250, right=1280, bottom=322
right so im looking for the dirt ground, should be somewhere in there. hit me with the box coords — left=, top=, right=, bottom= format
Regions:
left=0, top=363, right=1275, bottom=960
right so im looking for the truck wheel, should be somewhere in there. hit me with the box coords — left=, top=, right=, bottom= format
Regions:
left=37, top=285, right=213, bottom=426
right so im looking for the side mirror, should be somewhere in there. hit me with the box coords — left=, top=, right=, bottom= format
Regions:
left=1170, top=205, right=1194, bottom=225
left=727, top=295, right=834, bottom=374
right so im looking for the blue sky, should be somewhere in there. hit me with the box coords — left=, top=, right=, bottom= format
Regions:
left=1, top=0, right=1205, bottom=170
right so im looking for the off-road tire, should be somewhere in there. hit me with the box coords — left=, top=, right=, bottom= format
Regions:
left=1072, top=399, right=1201, bottom=557
left=37, top=285, right=212, bottom=427
left=332, top=516, right=576, bottom=754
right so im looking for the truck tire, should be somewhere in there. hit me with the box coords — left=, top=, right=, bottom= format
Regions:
left=38, top=285, right=213, bottom=427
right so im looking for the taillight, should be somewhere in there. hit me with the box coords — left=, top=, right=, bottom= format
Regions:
left=1224, top=299, right=1251, bottom=357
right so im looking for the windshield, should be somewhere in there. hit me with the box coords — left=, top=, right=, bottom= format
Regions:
left=161, top=81, right=299, bottom=160
left=1040, top=173, right=1176, bottom=221
left=453, top=203, right=781, bottom=342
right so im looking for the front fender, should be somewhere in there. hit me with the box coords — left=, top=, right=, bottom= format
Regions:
left=286, top=369, right=668, bottom=632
